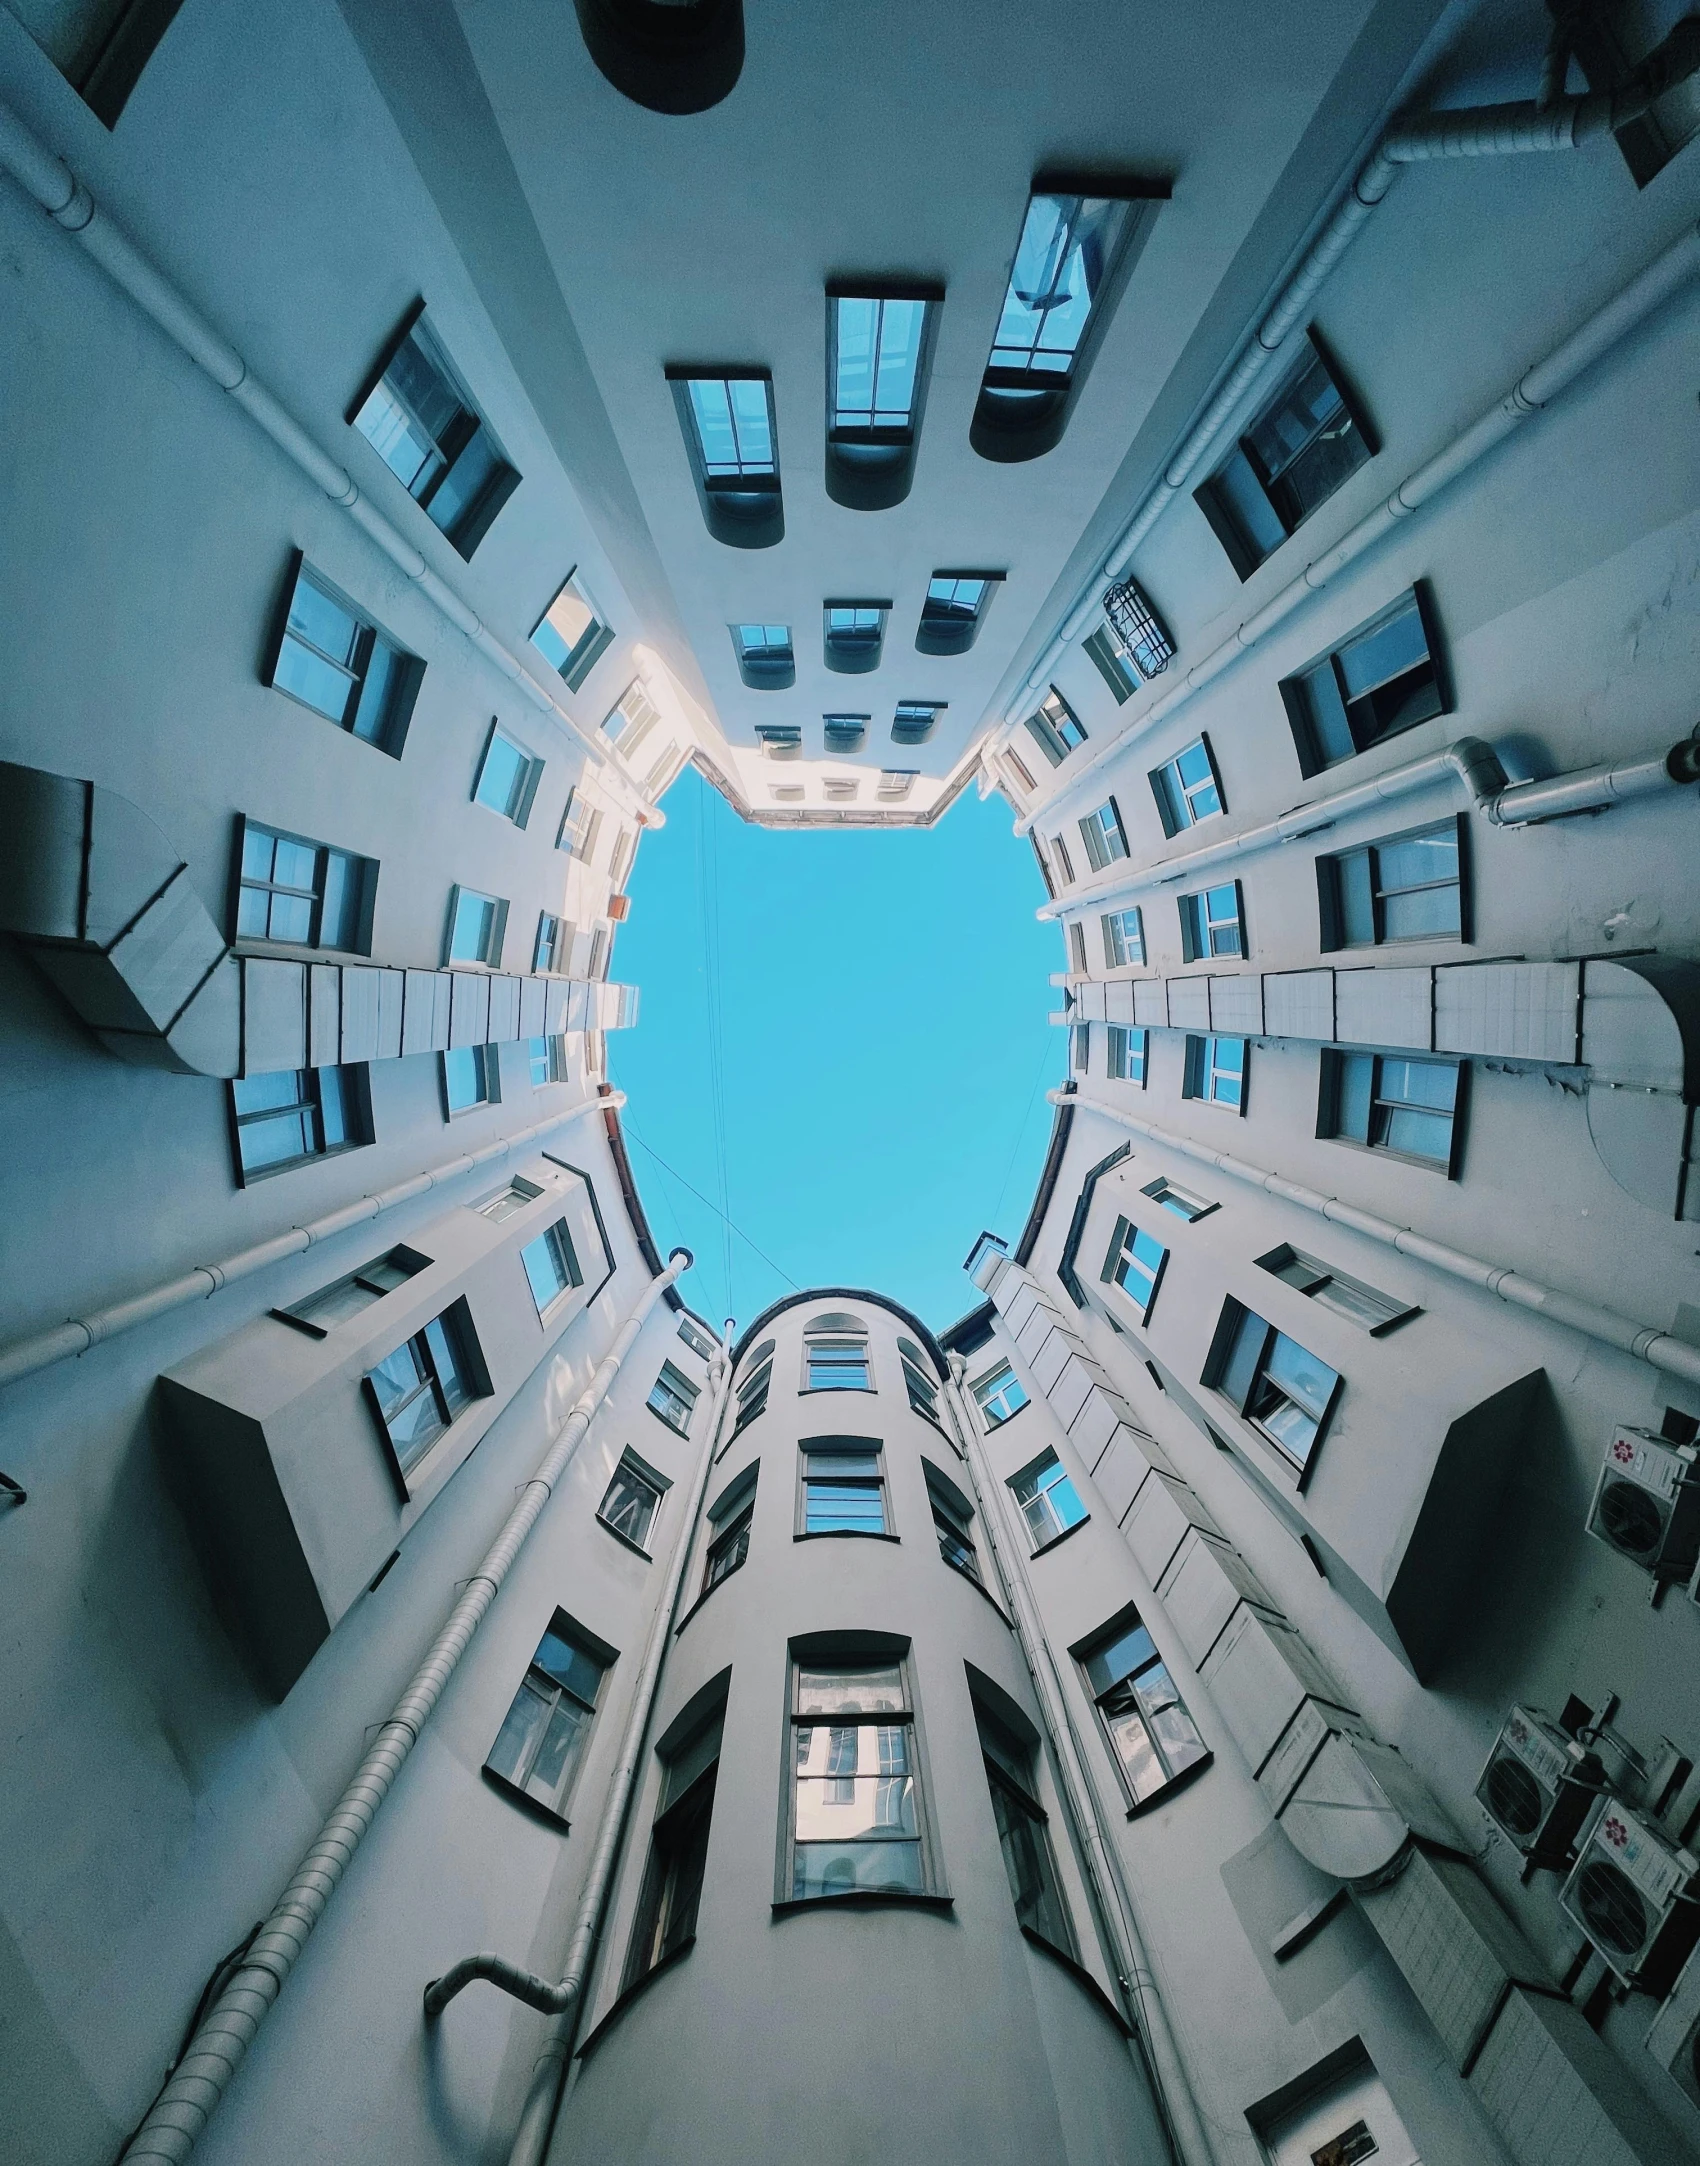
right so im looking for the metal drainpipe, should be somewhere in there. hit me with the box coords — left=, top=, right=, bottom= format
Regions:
left=941, top=1361, right=1228, bottom=2166
left=118, top=1249, right=694, bottom=2166
left=0, top=1091, right=624, bottom=1393
left=992, top=17, right=1700, bottom=779
left=422, top=1334, right=736, bottom=2166
left=1038, top=731, right=1700, bottom=918
left=0, top=99, right=657, bottom=826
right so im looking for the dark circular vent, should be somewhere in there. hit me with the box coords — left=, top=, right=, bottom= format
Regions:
left=573, top=0, right=744, bottom=115
left=1485, top=1753, right=1545, bottom=1838
left=1597, top=1478, right=1664, bottom=1559
left=1576, top=1859, right=1649, bottom=1957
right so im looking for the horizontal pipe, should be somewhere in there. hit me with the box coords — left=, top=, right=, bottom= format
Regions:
left=1020, top=214, right=1700, bottom=836
left=0, top=97, right=659, bottom=826
left=0, top=1092, right=622, bottom=1392
left=1055, top=1089, right=1700, bottom=1390
left=118, top=1250, right=691, bottom=2165
left=996, top=12, right=1700, bottom=801
left=1040, top=731, right=1697, bottom=917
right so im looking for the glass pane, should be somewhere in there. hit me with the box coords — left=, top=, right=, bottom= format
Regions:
left=1338, top=594, right=1428, bottom=702
left=237, top=1108, right=313, bottom=1170
left=1336, top=851, right=1376, bottom=945
left=268, top=893, right=314, bottom=943
left=795, top=1770, right=917, bottom=1844
left=1300, top=658, right=1356, bottom=765
left=792, top=1839, right=923, bottom=1900
left=318, top=850, right=359, bottom=950
left=287, top=575, right=360, bottom=667
left=1246, top=352, right=1342, bottom=482
left=1378, top=827, right=1457, bottom=894
left=522, top=1228, right=570, bottom=1310
left=442, top=1046, right=485, bottom=1112
left=476, top=733, right=528, bottom=817
left=1103, top=1697, right=1166, bottom=1804
left=534, top=1629, right=603, bottom=1704
left=1382, top=882, right=1460, bottom=941
left=527, top=1693, right=588, bottom=1800
left=990, top=1778, right=1070, bottom=1946
left=430, top=428, right=501, bottom=538
left=796, top=1667, right=906, bottom=1717
left=487, top=1674, right=553, bottom=1786
left=1255, top=1392, right=1320, bottom=1466
left=274, top=634, right=354, bottom=723
left=1083, top=1623, right=1157, bottom=1696
left=1209, top=449, right=1287, bottom=561
left=1382, top=1058, right=1458, bottom=1113
left=1333, top=1053, right=1374, bottom=1142
left=385, top=1381, right=447, bottom=1469
left=601, top=1469, right=658, bottom=1547
left=294, top=1275, right=382, bottom=1328
left=449, top=891, right=496, bottom=962
left=1382, top=1106, right=1454, bottom=1161
left=805, top=1480, right=886, bottom=1534
left=351, top=638, right=400, bottom=745
left=544, top=582, right=594, bottom=654
left=425, top=1313, right=470, bottom=1409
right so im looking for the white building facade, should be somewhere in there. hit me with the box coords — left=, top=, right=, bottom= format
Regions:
left=2, top=0, right=1700, bottom=2162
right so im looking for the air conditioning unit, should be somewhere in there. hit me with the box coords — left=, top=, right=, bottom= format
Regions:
left=1559, top=1799, right=1700, bottom=1993
left=1647, top=1941, right=1700, bottom=2114
left=1585, top=1427, right=1700, bottom=1582
left=1476, top=1706, right=1604, bottom=1869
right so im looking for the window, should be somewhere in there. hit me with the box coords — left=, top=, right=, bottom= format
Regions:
left=972, top=183, right=1165, bottom=461
left=756, top=724, right=803, bottom=761
left=702, top=1466, right=756, bottom=1593
left=472, top=724, right=544, bottom=826
left=1024, top=688, right=1087, bottom=768
left=1183, top=1034, right=1246, bottom=1112
left=732, top=1340, right=774, bottom=1438
left=1051, top=832, right=1077, bottom=885
left=349, top=307, right=518, bottom=558
left=444, top=884, right=508, bottom=967
left=268, top=559, right=421, bottom=755
left=898, top=1338, right=943, bottom=1429
left=607, top=828, right=636, bottom=889
left=1078, top=1611, right=1209, bottom=1807
left=235, top=822, right=373, bottom=952
left=1078, top=799, right=1129, bottom=873
left=1205, top=1302, right=1342, bottom=1474
left=1106, top=1025, right=1147, bottom=1083
left=799, top=1439, right=888, bottom=1535
left=1083, top=624, right=1142, bottom=703
left=1195, top=333, right=1376, bottom=579
left=365, top=1302, right=481, bottom=1479
left=558, top=790, right=601, bottom=862
left=972, top=1362, right=1028, bottom=1430
left=586, top=928, right=610, bottom=982
left=731, top=623, right=795, bottom=690
left=598, top=1450, right=668, bottom=1552
left=9, top=0, right=187, bottom=127
left=822, top=602, right=888, bottom=674
left=1256, top=1244, right=1418, bottom=1334
left=533, top=913, right=565, bottom=975
left=1178, top=881, right=1245, bottom=962
left=1320, top=818, right=1464, bottom=948
left=1280, top=588, right=1445, bottom=775
left=1067, top=921, right=1088, bottom=975
left=478, top=1176, right=542, bottom=1222
left=1142, top=1175, right=1216, bottom=1222
left=1149, top=735, right=1224, bottom=836
left=805, top=1319, right=871, bottom=1392
left=787, top=1657, right=929, bottom=1898
left=975, top=1701, right=1073, bottom=1950
left=273, top=1247, right=426, bottom=1337
left=530, top=572, right=613, bottom=691
left=1070, top=1022, right=1091, bottom=1077
left=602, top=679, right=663, bottom=763
left=1101, top=1215, right=1168, bottom=1323
left=1102, top=577, right=1175, bottom=680
left=230, top=1065, right=367, bottom=1181
left=891, top=701, right=943, bottom=746
left=916, top=572, right=1001, bottom=657
left=925, top=1464, right=980, bottom=1583
left=667, top=368, right=782, bottom=547
left=624, top=1702, right=723, bottom=1986
left=823, top=715, right=869, bottom=753
left=1010, top=1450, right=1087, bottom=1552
left=441, top=1044, right=498, bottom=1117
left=1101, top=907, right=1145, bottom=969
left=826, top=290, right=939, bottom=509
left=1322, top=1051, right=1462, bottom=1173
left=677, top=1315, right=718, bottom=1361
left=520, top=1219, right=582, bottom=1318
left=648, top=1361, right=700, bottom=1435
left=876, top=769, right=918, bottom=802
left=484, top=1611, right=610, bottom=1821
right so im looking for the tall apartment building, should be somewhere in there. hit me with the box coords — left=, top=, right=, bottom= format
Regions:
left=2, top=1, right=1699, bottom=2163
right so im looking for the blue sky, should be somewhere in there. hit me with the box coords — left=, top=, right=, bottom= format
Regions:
left=607, top=767, right=1064, bottom=1339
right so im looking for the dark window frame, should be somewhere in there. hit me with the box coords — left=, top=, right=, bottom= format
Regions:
left=973, top=1693, right=1076, bottom=1954
left=1178, top=879, right=1246, bottom=964
left=1100, top=1213, right=1169, bottom=1323
left=1280, top=585, right=1448, bottom=778
left=1201, top=1298, right=1343, bottom=1482
left=1148, top=733, right=1225, bottom=837
left=891, top=700, right=944, bottom=747
left=1101, top=906, right=1145, bottom=969
left=229, top=814, right=377, bottom=956
left=264, top=554, right=422, bottom=758
left=363, top=1296, right=488, bottom=1494
left=781, top=1639, right=939, bottom=1904
left=1318, top=1047, right=1467, bottom=1177
left=1078, top=797, right=1130, bottom=874
left=1073, top=1604, right=1212, bottom=1812
left=1254, top=1242, right=1420, bottom=1335
left=227, top=1063, right=372, bottom=1186
left=597, top=1447, right=671, bottom=1557
left=1106, top=1025, right=1148, bottom=1085
left=1083, top=623, right=1142, bottom=703
left=482, top=1607, right=615, bottom=1826
left=472, top=720, right=546, bottom=829
left=1317, top=814, right=1469, bottom=951
left=621, top=1692, right=726, bottom=1995
left=1182, top=1033, right=1248, bottom=1114
left=530, top=569, right=614, bottom=691
left=1024, top=687, right=1088, bottom=768
left=647, top=1360, right=701, bottom=1436
left=796, top=1434, right=892, bottom=1540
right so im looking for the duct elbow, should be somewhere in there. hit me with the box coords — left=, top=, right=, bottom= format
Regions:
left=1445, top=736, right=1510, bottom=814
left=1665, top=733, right=1700, bottom=786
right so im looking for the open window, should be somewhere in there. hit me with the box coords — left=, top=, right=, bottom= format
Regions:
left=484, top=1609, right=613, bottom=1822
left=622, top=1683, right=727, bottom=1996
left=1074, top=1606, right=1210, bottom=1810
left=1202, top=1299, right=1342, bottom=1478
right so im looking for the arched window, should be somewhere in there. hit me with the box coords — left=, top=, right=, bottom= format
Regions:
left=825, top=287, right=943, bottom=510
left=804, top=1316, right=871, bottom=1392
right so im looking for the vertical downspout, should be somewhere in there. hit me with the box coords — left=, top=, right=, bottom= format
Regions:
left=119, top=1252, right=693, bottom=2166
left=419, top=1334, right=738, bottom=2166
left=944, top=1361, right=1228, bottom=2166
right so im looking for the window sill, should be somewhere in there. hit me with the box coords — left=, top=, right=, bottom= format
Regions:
left=480, top=1766, right=571, bottom=1833
left=674, top=1559, right=745, bottom=1635
left=645, top=1403, right=693, bottom=1439
left=1125, top=1753, right=1213, bottom=1819
left=798, top=1385, right=875, bottom=1397
left=943, top=1555, right=1013, bottom=1626
left=231, top=938, right=375, bottom=965
left=794, top=1528, right=900, bottom=1544
left=1019, top=1926, right=1132, bottom=2035
left=1323, top=1133, right=1455, bottom=1178
left=574, top=1935, right=694, bottom=2064
left=596, top=1516, right=653, bottom=1562
left=772, top=1890, right=953, bottom=1920
left=982, top=1403, right=1028, bottom=1434
left=1029, top=1516, right=1090, bottom=1561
